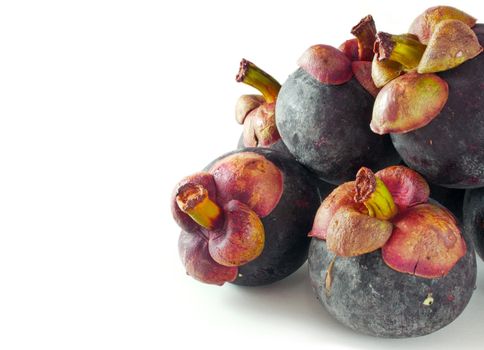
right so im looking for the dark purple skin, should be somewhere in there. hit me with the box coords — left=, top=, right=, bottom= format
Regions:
left=308, top=223, right=477, bottom=338
left=236, top=133, right=292, bottom=156
left=463, top=187, right=484, bottom=260
left=428, top=183, right=465, bottom=221
left=276, top=68, right=400, bottom=185
left=390, top=24, right=484, bottom=189
left=204, top=148, right=334, bottom=286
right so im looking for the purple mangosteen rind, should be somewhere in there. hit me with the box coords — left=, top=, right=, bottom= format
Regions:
left=276, top=67, right=400, bottom=184
left=463, top=187, right=484, bottom=260
left=308, top=164, right=476, bottom=336
left=236, top=133, right=292, bottom=157
left=427, top=183, right=465, bottom=222
left=390, top=27, right=484, bottom=188
left=370, top=8, right=482, bottom=138
left=308, top=230, right=476, bottom=338
left=275, top=15, right=401, bottom=184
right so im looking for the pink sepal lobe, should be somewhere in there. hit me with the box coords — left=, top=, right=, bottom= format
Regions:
left=298, top=44, right=353, bottom=85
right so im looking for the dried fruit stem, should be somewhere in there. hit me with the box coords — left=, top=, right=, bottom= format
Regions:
left=351, top=15, right=377, bottom=61
left=355, top=167, right=397, bottom=221
left=236, top=59, right=281, bottom=103
left=176, top=183, right=223, bottom=230
left=375, top=32, right=426, bottom=70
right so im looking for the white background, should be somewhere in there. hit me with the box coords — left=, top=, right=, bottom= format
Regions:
left=0, top=1, right=483, bottom=349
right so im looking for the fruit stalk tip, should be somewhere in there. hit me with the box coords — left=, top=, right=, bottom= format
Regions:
left=236, top=59, right=281, bottom=103
left=351, top=15, right=377, bottom=61
left=176, top=183, right=223, bottom=230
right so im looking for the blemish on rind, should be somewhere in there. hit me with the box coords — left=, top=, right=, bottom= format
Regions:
left=325, top=257, right=336, bottom=296
left=423, top=293, right=434, bottom=306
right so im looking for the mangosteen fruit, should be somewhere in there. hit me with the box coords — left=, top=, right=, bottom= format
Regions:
left=172, top=148, right=333, bottom=286
left=370, top=6, right=483, bottom=188
left=234, top=59, right=290, bottom=155
left=463, top=187, right=484, bottom=260
left=275, top=15, right=400, bottom=184
left=308, top=165, right=476, bottom=337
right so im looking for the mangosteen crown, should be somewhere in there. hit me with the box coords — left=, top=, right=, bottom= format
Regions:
left=310, top=165, right=466, bottom=279
left=370, top=5, right=482, bottom=134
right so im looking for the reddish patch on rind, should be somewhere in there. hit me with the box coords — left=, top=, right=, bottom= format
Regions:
left=375, top=166, right=430, bottom=211
left=339, top=38, right=359, bottom=61
left=352, top=61, right=380, bottom=97
left=326, top=208, right=393, bottom=256
left=171, top=172, right=218, bottom=234
left=309, top=182, right=365, bottom=240
left=371, top=72, right=449, bottom=134
left=408, top=6, right=477, bottom=45
left=208, top=200, right=265, bottom=267
left=298, top=44, right=353, bottom=85
left=209, top=152, right=283, bottom=218
left=178, top=230, right=238, bottom=285
left=382, top=203, right=466, bottom=278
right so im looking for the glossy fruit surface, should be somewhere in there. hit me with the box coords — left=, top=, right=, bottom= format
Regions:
left=463, top=187, right=484, bottom=260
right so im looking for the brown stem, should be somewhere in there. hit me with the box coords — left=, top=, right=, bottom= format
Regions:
left=351, top=15, right=377, bottom=61
left=236, top=59, right=281, bottom=103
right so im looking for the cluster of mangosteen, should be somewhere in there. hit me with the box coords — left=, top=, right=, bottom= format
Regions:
left=171, top=5, right=483, bottom=338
